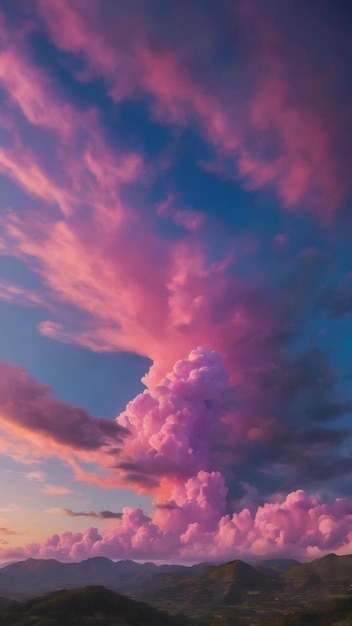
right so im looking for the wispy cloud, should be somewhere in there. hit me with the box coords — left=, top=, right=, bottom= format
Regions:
left=0, top=0, right=351, bottom=565
left=0, top=280, right=45, bottom=308
left=34, top=0, right=352, bottom=220
left=0, top=504, right=23, bottom=513
left=25, top=471, right=45, bottom=482
left=41, top=485, right=75, bottom=497
left=0, top=361, right=128, bottom=464
left=0, top=527, right=21, bottom=536
left=47, top=508, right=122, bottom=520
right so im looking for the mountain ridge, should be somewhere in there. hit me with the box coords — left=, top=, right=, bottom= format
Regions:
left=0, top=552, right=351, bottom=601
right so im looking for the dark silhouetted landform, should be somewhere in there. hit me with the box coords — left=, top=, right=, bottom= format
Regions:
left=0, top=553, right=352, bottom=624
left=0, top=585, right=190, bottom=626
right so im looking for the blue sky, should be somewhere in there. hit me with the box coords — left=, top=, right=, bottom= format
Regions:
left=0, top=0, right=352, bottom=563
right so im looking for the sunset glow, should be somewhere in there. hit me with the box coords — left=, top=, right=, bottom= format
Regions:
left=0, top=0, right=352, bottom=565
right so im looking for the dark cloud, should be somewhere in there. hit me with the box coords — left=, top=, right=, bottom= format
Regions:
left=217, top=339, right=352, bottom=504
left=324, top=274, right=352, bottom=318
left=52, top=508, right=122, bottom=520
left=154, top=501, right=181, bottom=511
left=0, top=361, right=129, bottom=451
left=99, top=510, right=123, bottom=519
left=275, top=347, right=351, bottom=425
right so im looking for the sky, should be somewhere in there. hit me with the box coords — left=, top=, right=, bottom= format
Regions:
left=0, top=0, right=352, bottom=565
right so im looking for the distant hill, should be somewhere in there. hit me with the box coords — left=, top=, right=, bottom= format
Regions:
left=0, top=556, right=189, bottom=599
left=283, top=553, right=352, bottom=590
left=0, top=552, right=351, bottom=619
left=141, top=558, right=282, bottom=607
left=255, top=558, right=300, bottom=572
left=0, top=585, right=190, bottom=626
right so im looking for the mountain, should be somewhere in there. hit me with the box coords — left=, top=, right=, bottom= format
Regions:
left=0, top=552, right=351, bottom=621
left=0, top=585, right=190, bottom=626
left=140, top=558, right=282, bottom=607
left=283, top=552, right=352, bottom=590
left=0, top=556, right=189, bottom=599
left=255, top=558, right=300, bottom=572
left=1, top=582, right=351, bottom=626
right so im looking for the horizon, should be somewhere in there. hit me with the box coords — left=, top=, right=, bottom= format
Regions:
left=2, top=550, right=350, bottom=570
left=0, top=0, right=352, bottom=566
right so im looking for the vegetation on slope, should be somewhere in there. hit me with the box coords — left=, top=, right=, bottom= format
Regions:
left=0, top=585, right=190, bottom=626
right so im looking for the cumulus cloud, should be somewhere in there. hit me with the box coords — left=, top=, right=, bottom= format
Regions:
left=116, top=347, right=232, bottom=486
left=3, top=481, right=352, bottom=563
left=0, top=28, right=348, bottom=498
left=0, top=347, right=349, bottom=563
left=112, top=348, right=351, bottom=504
left=0, top=1, right=351, bottom=565
left=1, top=346, right=351, bottom=559
left=0, top=5, right=348, bottom=502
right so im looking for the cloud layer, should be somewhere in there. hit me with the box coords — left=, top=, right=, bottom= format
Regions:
left=0, top=361, right=128, bottom=475
left=4, top=483, right=352, bottom=563
left=0, top=1, right=351, bottom=563
left=33, top=0, right=352, bottom=219
left=1, top=349, right=352, bottom=563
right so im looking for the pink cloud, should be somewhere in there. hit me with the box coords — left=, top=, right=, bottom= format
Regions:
left=0, top=46, right=74, bottom=137
left=0, top=361, right=128, bottom=478
left=33, top=0, right=352, bottom=219
left=157, top=194, right=203, bottom=231
left=0, top=6, right=345, bottom=407
left=233, top=0, right=352, bottom=218
left=0, top=12, right=144, bottom=226
left=25, top=471, right=45, bottom=482
left=0, top=25, right=348, bottom=486
left=0, top=347, right=350, bottom=562
left=2, top=483, right=352, bottom=563
left=2, top=162, right=348, bottom=491
left=0, top=3, right=350, bottom=564
left=0, top=528, right=20, bottom=536
left=1, top=192, right=275, bottom=388
left=84, top=146, right=143, bottom=187
left=0, top=144, right=72, bottom=216
left=116, top=347, right=232, bottom=487
left=0, top=279, right=45, bottom=307
left=41, top=485, right=75, bottom=496
left=0, top=349, right=243, bottom=490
